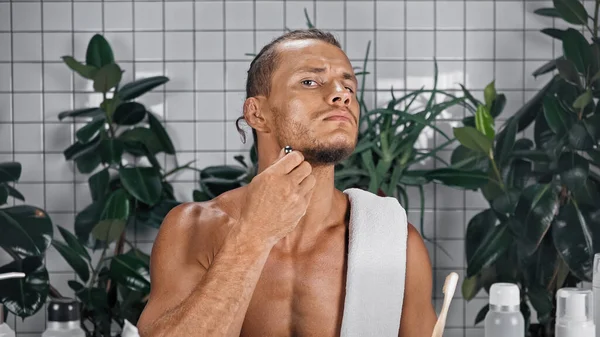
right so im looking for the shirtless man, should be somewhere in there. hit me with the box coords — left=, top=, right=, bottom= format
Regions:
left=137, top=29, right=437, bottom=337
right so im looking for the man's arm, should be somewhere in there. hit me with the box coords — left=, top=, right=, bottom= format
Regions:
left=137, top=203, right=273, bottom=337
left=398, top=223, right=438, bottom=337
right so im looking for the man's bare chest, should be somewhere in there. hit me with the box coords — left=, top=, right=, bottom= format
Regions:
left=241, top=238, right=348, bottom=337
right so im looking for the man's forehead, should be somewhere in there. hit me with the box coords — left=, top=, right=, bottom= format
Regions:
left=275, top=40, right=354, bottom=73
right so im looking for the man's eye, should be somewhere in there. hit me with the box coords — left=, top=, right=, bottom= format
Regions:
left=346, top=87, right=355, bottom=93
left=302, top=80, right=317, bottom=86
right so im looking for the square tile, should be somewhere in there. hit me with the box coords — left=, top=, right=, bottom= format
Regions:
left=466, top=31, right=494, bottom=60
left=14, top=123, right=42, bottom=152
left=104, top=2, right=133, bottom=31
left=525, top=32, right=553, bottom=60
left=14, top=184, right=44, bottom=209
left=226, top=1, right=253, bottom=29
left=134, top=2, right=163, bottom=30
left=496, top=1, right=524, bottom=29
left=43, top=2, right=72, bottom=31
left=103, top=32, right=133, bottom=61
left=166, top=122, right=195, bottom=151
left=44, top=94, right=72, bottom=121
left=45, top=244, right=73, bottom=272
left=375, top=61, right=405, bottom=91
left=0, top=3, right=10, bottom=31
left=225, top=61, right=249, bottom=91
left=465, top=61, right=494, bottom=89
left=465, top=189, right=489, bottom=209
left=0, top=33, right=9, bottom=61
left=286, top=1, right=314, bottom=30
left=44, top=64, right=72, bottom=92
left=74, top=183, right=92, bottom=212
left=345, top=31, right=374, bottom=60
left=196, top=62, right=224, bottom=90
left=134, top=62, right=164, bottom=80
left=256, top=31, right=283, bottom=52
left=196, top=122, right=225, bottom=151
left=466, top=2, right=493, bottom=29
left=376, top=31, right=404, bottom=59
left=407, top=209, right=434, bottom=240
left=496, top=61, right=523, bottom=90
left=196, top=32, right=225, bottom=60
left=525, top=1, right=554, bottom=29
left=73, top=2, right=102, bottom=31
left=227, top=122, right=253, bottom=152
left=49, top=272, right=76, bottom=299
left=435, top=210, right=466, bottom=239
left=436, top=1, right=464, bottom=30
left=0, top=124, right=12, bottom=152
left=165, top=152, right=197, bottom=181
left=257, top=1, right=284, bottom=29
left=346, top=1, right=374, bottom=29
left=406, top=31, right=433, bottom=59
left=45, top=153, right=73, bottom=182
left=406, top=60, right=435, bottom=89
left=13, top=33, right=42, bottom=61
left=165, top=1, right=193, bottom=30
left=44, top=123, right=73, bottom=151
left=166, top=92, right=194, bottom=121
left=435, top=298, right=465, bottom=327
left=165, top=32, right=194, bottom=60
left=136, top=92, right=164, bottom=118
left=315, top=2, right=343, bottom=30
left=436, top=31, right=464, bottom=60
left=406, top=1, right=434, bottom=29
left=12, top=2, right=41, bottom=31
left=197, top=151, right=226, bottom=168
left=436, top=61, right=465, bottom=91
left=495, top=31, right=524, bottom=60
left=225, top=91, right=246, bottom=121
left=525, top=61, right=553, bottom=90
left=165, top=62, right=194, bottom=91
left=43, top=33, right=73, bottom=63
left=135, top=32, right=164, bottom=61
left=196, top=1, right=223, bottom=30
left=376, top=1, right=404, bottom=29
left=436, top=183, right=465, bottom=208
left=0, top=64, right=10, bottom=91
left=13, top=63, right=41, bottom=92
left=0, top=94, right=11, bottom=122
left=170, top=181, right=196, bottom=202
left=14, top=153, right=43, bottom=182
left=13, top=93, right=42, bottom=122
left=226, top=32, right=254, bottom=60
left=196, top=92, right=225, bottom=121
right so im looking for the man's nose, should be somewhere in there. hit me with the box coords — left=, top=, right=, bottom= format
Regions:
left=327, top=83, right=352, bottom=107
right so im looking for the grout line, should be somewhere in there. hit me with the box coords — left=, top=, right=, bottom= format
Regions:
left=223, top=0, right=227, bottom=159
left=193, top=0, right=198, bottom=183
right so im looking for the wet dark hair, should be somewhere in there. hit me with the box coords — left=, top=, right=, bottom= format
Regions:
left=235, top=28, right=342, bottom=149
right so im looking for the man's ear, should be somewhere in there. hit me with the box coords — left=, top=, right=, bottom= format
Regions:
left=243, top=97, right=270, bottom=134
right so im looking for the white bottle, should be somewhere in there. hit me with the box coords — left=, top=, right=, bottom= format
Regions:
left=0, top=272, right=25, bottom=337
left=484, top=283, right=525, bottom=337
left=555, top=288, right=595, bottom=337
left=593, top=253, right=600, bottom=337
left=41, top=298, right=85, bottom=337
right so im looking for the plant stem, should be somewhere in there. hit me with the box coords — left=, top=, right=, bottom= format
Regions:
left=49, top=285, right=63, bottom=299
left=489, top=154, right=506, bottom=191
left=105, top=231, right=126, bottom=293
left=88, top=245, right=108, bottom=288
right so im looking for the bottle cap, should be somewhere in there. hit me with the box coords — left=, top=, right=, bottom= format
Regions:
left=489, top=283, right=520, bottom=307
left=556, top=288, right=594, bottom=324
left=593, top=253, right=600, bottom=287
left=47, top=298, right=80, bottom=322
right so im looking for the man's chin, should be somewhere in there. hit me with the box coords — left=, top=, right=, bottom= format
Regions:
left=301, top=146, right=354, bottom=166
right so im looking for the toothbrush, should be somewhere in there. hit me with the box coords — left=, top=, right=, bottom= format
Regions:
left=0, top=272, right=25, bottom=281
left=431, top=272, right=459, bottom=337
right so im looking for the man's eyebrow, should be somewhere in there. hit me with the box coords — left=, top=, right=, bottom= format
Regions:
left=297, top=67, right=358, bottom=84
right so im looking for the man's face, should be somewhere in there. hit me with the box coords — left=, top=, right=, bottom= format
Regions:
left=264, top=39, right=360, bottom=166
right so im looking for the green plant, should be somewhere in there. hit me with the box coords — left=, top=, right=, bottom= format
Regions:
left=453, top=1, right=600, bottom=335
left=0, top=162, right=56, bottom=320
left=48, top=34, right=194, bottom=336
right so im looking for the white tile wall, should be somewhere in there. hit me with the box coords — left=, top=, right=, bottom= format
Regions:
left=0, top=0, right=560, bottom=335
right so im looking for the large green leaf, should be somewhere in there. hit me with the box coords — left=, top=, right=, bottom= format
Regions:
left=555, top=59, right=582, bottom=87
left=453, top=126, right=492, bottom=155
left=0, top=257, right=49, bottom=317
left=0, top=162, right=22, bottom=183
left=135, top=198, right=180, bottom=229
left=88, top=168, right=109, bottom=202
left=0, top=206, right=53, bottom=257
left=558, top=152, right=589, bottom=188
left=475, top=105, right=495, bottom=140
left=85, top=34, right=115, bottom=68
left=119, top=127, right=164, bottom=155
left=466, top=222, right=512, bottom=277
left=506, top=159, right=533, bottom=190
left=119, top=167, right=163, bottom=205
left=52, top=240, right=90, bottom=282
left=118, top=76, right=169, bottom=101
left=522, top=235, right=559, bottom=290
left=532, top=59, right=558, bottom=77
left=109, top=254, right=151, bottom=294
left=92, top=189, right=130, bottom=243
left=57, top=107, right=103, bottom=120
left=98, top=138, right=124, bottom=165
left=93, top=63, right=122, bottom=93
left=75, top=151, right=102, bottom=175
left=528, top=286, right=554, bottom=323
left=76, top=115, right=106, bottom=143
left=147, top=113, right=176, bottom=155
left=543, top=95, right=573, bottom=136
left=491, top=189, right=520, bottom=216
left=64, top=136, right=101, bottom=161
left=61, top=56, right=97, bottom=79
left=534, top=8, right=561, bottom=17
left=514, top=184, right=561, bottom=256
left=113, top=102, right=147, bottom=125
left=466, top=209, right=497, bottom=263
left=553, top=0, right=589, bottom=25
left=56, top=225, right=91, bottom=261
left=490, top=93, right=507, bottom=118
left=562, top=28, right=593, bottom=74
left=495, top=119, right=517, bottom=166
left=552, top=201, right=594, bottom=281
left=450, top=145, right=489, bottom=171
left=568, top=120, right=596, bottom=150
left=423, top=168, right=489, bottom=190
left=74, top=201, right=104, bottom=248
left=541, top=28, right=567, bottom=40
left=511, top=75, right=558, bottom=131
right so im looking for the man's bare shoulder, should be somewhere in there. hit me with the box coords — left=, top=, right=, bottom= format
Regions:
left=153, top=187, right=247, bottom=267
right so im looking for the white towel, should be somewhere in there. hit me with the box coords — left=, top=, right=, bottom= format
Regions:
left=340, top=188, right=409, bottom=337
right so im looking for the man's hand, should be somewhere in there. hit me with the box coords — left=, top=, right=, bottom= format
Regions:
left=238, top=147, right=316, bottom=247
